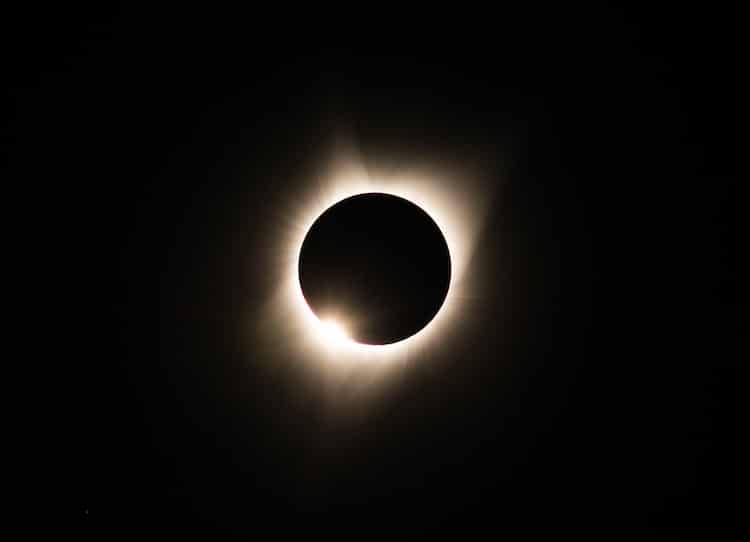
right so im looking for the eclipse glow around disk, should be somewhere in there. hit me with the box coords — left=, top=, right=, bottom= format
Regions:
left=267, top=151, right=492, bottom=374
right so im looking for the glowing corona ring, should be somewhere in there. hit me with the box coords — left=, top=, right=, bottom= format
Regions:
left=262, top=149, right=494, bottom=377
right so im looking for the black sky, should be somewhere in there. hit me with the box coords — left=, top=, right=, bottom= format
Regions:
left=7, top=5, right=743, bottom=539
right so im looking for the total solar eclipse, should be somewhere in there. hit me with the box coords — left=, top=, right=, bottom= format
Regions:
left=298, top=193, right=451, bottom=345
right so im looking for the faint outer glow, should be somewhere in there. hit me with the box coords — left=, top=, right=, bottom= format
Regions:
left=258, top=145, right=497, bottom=385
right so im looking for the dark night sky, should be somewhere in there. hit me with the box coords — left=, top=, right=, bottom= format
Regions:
left=6, top=5, right=743, bottom=539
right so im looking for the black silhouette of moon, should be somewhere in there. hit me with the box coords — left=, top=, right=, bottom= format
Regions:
left=298, top=193, right=451, bottom=345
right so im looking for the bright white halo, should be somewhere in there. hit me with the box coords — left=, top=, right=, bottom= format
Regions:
left=258, top=147, right=497, bottom=383
left=318, top=318, right=351, bottom=346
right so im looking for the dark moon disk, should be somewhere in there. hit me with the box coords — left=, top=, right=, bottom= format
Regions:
left=298, top=193, right=451, bottom=345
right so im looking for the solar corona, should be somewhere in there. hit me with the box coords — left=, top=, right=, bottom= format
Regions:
left=261, top=153, right=493, bottom=375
